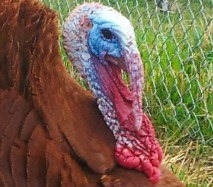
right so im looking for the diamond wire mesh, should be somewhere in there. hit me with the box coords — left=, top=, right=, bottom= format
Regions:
left=41, top=0, right=213, bottom=145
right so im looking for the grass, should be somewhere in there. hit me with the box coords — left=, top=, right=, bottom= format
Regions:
left=41, top=0, right=213, bottom=186
left=162, top=139, right=213, bottom=186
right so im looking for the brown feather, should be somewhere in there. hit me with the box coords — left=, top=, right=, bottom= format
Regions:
left=10, top=139, right=27, bottom=187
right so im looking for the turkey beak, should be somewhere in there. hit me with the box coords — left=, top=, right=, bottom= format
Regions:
left=124, top=44, right=143, bottom=130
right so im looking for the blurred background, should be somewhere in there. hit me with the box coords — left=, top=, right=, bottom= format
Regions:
left=41, top=0, right=213, bottom=186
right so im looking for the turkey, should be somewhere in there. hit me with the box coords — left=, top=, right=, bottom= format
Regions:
left=63, top=3, right=164, bottom=184
left=0, top=0, right=185, bottom=186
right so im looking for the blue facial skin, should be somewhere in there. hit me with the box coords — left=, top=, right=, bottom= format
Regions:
left=88, top=18, right=123, bottom=62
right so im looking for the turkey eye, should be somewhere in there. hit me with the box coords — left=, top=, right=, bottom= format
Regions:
left=101, top=29, right=114, bottom=40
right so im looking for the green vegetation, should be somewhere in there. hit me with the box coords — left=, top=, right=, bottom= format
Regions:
left=42, top=0, right=213, bottom=186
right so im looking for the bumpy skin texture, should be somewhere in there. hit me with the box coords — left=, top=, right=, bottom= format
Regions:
left=63, top=3, right=163, bottom=183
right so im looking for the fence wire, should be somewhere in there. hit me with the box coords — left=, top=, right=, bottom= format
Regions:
left=41, top=0, right=213, bottom=145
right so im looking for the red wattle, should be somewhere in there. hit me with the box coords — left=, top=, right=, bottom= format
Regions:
left=92, top=56, right=163, bottom=184
left=93, top=59, right=133, bottom=124
left=114, top=113, right=163, bottom=184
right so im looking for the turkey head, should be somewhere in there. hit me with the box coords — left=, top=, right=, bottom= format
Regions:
left=63, top=3, right=163, bottom=184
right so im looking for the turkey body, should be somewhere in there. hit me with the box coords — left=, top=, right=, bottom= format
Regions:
left=0, top=0, right=185, bottom=186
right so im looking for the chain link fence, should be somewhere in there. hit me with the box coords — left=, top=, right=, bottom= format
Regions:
left=41, top=0, right=213, bottom=145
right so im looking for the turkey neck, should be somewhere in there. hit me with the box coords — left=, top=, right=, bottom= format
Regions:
left=82, top=54, right=126, bottom=138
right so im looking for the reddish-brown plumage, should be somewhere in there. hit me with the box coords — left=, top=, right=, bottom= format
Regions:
left=0, top=0, right=185, bottom=186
